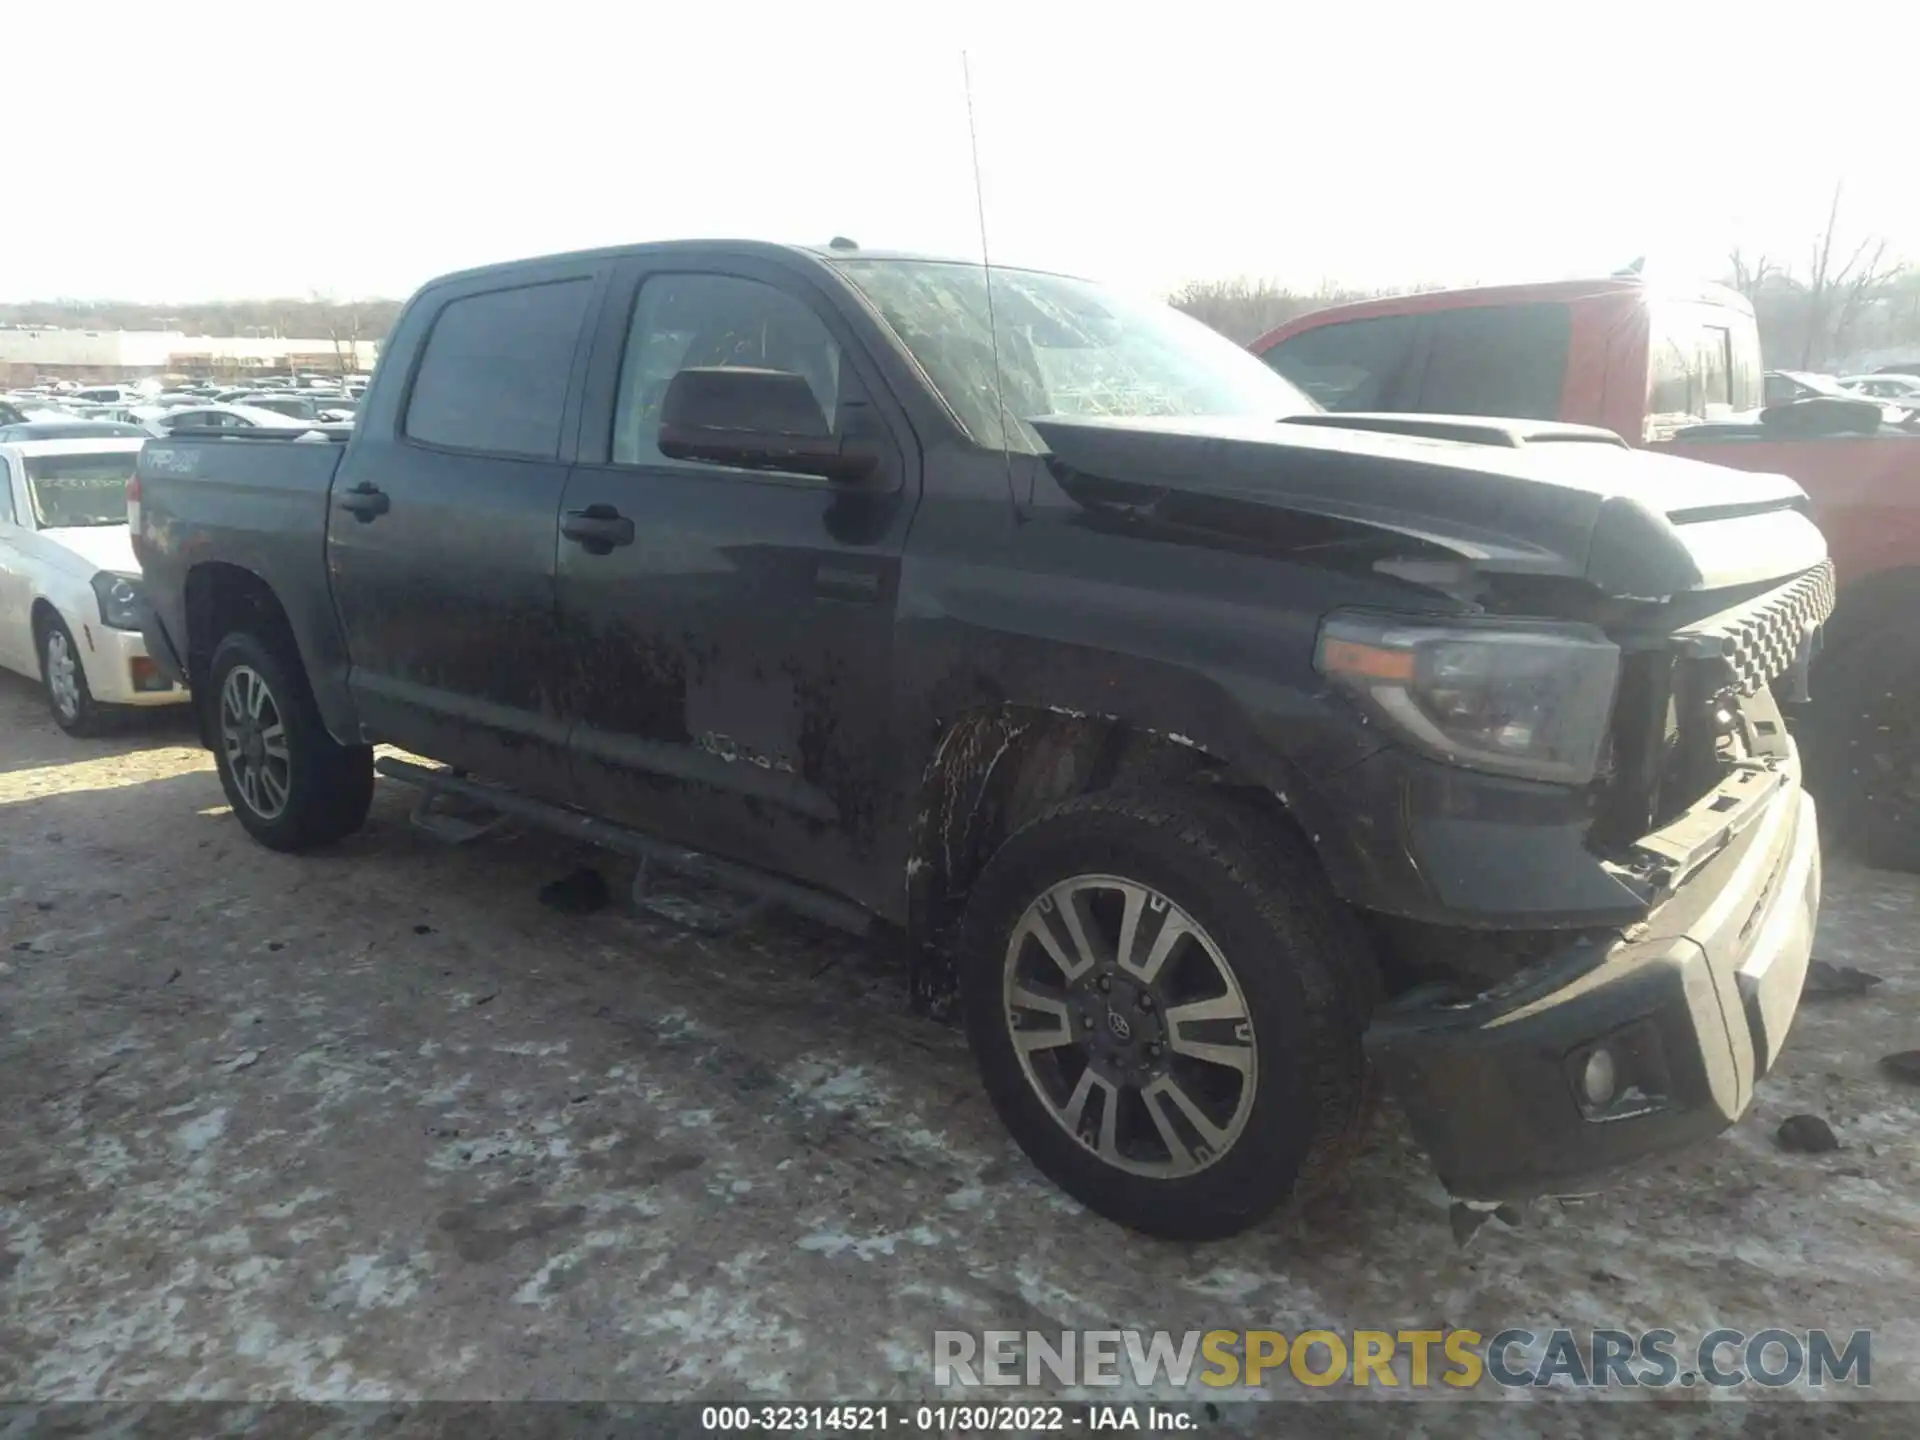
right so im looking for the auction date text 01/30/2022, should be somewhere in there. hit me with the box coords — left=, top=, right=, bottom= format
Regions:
left=700, top=1404, right=1197, bottom=1432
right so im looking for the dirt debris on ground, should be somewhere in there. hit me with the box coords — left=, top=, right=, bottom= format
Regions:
left=1, top=673, right=1917, bottom=1416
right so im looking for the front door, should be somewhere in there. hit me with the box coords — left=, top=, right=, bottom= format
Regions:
left=556, top=258, right=920, bottom=907
left=327, top=264, right=601, bottom=800
left=0, top=455, right=29, bottom=672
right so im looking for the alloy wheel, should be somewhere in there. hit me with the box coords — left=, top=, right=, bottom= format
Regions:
left=1001, top=874, right=1258, bottom=1178
left=219, top=664, right=292, bottom=820
left=44, top=629, right=81, bottom=722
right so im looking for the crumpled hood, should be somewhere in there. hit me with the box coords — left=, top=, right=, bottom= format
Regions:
left=38, top=524, right=138, bottom=577
left=1031, top=413, right=1828, bottom=598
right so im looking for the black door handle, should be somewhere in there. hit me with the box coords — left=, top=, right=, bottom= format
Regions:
left=561, top=505, right=635, bottom=555
left=337, top=482, right=389, bottom=521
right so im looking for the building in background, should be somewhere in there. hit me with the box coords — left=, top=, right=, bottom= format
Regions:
left=0, top=328, right=380, bottom=385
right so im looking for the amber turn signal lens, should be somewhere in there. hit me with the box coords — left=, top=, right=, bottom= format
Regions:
left=1319, top=637, right=1417, bottom=682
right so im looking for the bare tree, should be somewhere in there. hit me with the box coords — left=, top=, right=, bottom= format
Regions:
left=0, top=296, right=402, bottom=340
left=1797, top=183, right=1901, bottom=368
left=311, top=287, right=365, bottom=375
left=1727, top=247, right=1776, bottom=303
left=332, top=310, right=362, bottom=375
left=1167, top=278, right=1333, bottom=344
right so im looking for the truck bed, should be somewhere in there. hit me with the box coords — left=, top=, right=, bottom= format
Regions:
left=132, top=429, right=357, bottom=704
left=137, top=431, right=350, bottom=562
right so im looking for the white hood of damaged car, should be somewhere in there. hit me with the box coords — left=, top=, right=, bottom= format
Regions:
left=40, top=524, right=138, bottom=576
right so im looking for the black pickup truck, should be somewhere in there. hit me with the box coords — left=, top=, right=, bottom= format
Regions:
left=130, top=240, right=1828, bottom=1240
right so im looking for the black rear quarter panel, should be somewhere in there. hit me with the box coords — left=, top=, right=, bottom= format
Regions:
left=135, top=436, right=356, bottom=731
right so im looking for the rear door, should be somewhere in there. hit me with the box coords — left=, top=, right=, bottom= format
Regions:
left=327, top=261, right=604, bottom=801
left=555, top=254, right=920, bottom=906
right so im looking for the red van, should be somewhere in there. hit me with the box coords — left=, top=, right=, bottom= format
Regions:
left=1252, top=276, right=1764, bottom=442
left=1252, top=277, right=1920, bottom=870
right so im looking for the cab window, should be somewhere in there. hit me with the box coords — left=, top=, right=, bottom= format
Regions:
left=1263, top=303, right=1571, bottom=419
left=1416, top=303, right=1571, bottom=420
left=611, top=273, right=842, bottom=468
left=1260, top=313, right=1420, bottom=411
left=404, top=278, right=595, bottom=459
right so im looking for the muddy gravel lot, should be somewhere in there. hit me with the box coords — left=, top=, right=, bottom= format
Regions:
left=2, top=670, right=1916, bottom=1428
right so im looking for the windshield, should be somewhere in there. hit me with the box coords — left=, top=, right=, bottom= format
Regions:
left=1784, top=371, right=1863, bottom=400
left=24, top=452, right=136, bottom=528
left=835, top=259, right=1317, bottom=452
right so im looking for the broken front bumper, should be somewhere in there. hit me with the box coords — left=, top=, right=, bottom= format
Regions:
left=80, top=622, right=190, bottom=707
left=1365, top=756, right=1820, bottom=1203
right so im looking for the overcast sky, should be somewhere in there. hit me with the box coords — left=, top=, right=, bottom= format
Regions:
left=14, top=2, right=1920, bottom=303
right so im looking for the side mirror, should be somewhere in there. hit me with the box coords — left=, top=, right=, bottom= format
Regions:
left=657, top=366, right=878, bottom=484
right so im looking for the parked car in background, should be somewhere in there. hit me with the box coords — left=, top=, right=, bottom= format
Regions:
left=151, top=404, right=325, bottom=434
left=1840, top=373, right=1920, bottom=404
left=0, top=437, right=189, bottom=733
left=0, top=419, right=152, bottom=442
left=1253, top=276, right=1920, bottom=869
left=1763, top=370, right=1915, bottom=425
left=227, top=391, right=364, bottom=423
left=1765, top=370, right=1838, bottom=407
left=4, top=402, right=92, bottom=427
left=225, top=392, right=328, bottom=422
left=133, top=238, right=1827, bottom=1239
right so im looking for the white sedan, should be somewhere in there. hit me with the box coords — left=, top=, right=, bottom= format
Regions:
left=149, top=403, right=331, bottom=434
left=0, top=437, right=190, bottom=734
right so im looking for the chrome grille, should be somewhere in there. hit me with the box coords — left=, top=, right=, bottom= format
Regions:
left=1673, top=560, right=1836, bottom=695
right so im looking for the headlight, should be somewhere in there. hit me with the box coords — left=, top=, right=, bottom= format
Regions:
left=92, top=571, right=146, bottom=631
left=1315, top=611, right=1621, bottom=785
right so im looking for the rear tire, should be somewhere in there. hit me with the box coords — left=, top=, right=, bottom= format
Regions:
left=206, top=629, right=373, bottom=852
left=1807, top=630, right=1920, bottom=873
left=959, top=786, right=1372, bottom=1241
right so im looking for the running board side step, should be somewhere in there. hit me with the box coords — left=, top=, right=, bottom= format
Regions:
left=408, top=778, right=513, bottom=845
left=374, top=758, right=873, bottom=937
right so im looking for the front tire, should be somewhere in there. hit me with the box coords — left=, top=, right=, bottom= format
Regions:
left=38, top=613, right=109, bottom=737
left=207, top=629, right=373, bottom=852
left=1809, top=630, right=1920, bottom=873
left=959, top=787, right=1372, bottom=1241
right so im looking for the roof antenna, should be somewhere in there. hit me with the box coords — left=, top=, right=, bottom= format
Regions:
left=961, top=51, right=1022, bottom=519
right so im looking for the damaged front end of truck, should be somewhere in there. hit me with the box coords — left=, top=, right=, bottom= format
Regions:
left=1032, top=411, right=1833, bottom=1213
